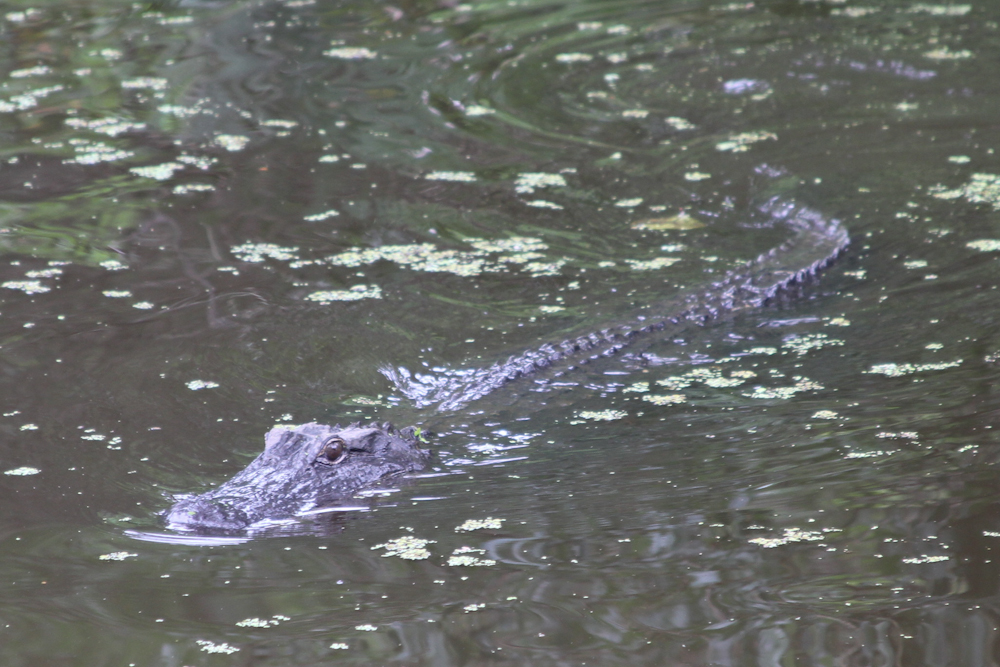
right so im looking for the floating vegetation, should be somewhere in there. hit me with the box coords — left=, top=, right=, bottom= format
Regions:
left=324, top=47, right=377, bottom=59
left=624, top=257, right=680, bottom=271
left=236, top=615, right=289, bottom=628
left=98, top=552, right=137, bottom=561
left=305, top=285, right=382, bottom=303
left=931, top=173, right=1000, bottom=209
left=177, top=154, right=217, bottom=170
left=722, top=79, right=771, bottom=95
left=844, top=450, right=892, bottom=459
left=4, top=467, right=40, bottom=476
left=471, top=237, right=546, bottom=253
left=465, top=105, right=495, bottom=116
left=260, top=119, right=297, bottom=129
left=749, top=527, right=838, bottom=548
left=622, top=382, right=649, bottom=393
left=665, top=117, right=695, bottom=130
left=716, top=131, right=778, bottom=153
left=455, top=517, right=504, bottom=532
left=538, top=305, right=564, bottom=313
left=186, top=380, right=219, bottom=390
left=130, top=162, right=183, bottom=180
left=902, top=555, right=949, bottom=564
left=425, top=171, right=477, bottom=182
left=555, top=53, right=594, bottom=63
left=514, top=172, right=566, bottom=194
left=966, top=239, right=1000, bottom=252
left=642, top=394, right=686, bottom=405
left=65, top=117, right=146, bottom=137
left=327, top=244, right=490, bottom=276
left=743, top=378, right=823, bottom=400
left=173, top=184, right=215, bottom=195
left=64, top=140, right=133, bottom=165
left=158, top=103, right=212, bottom=118
left=908, top=3, right=970, bottom=16
left=196, top=640, right=239, bottom=654
left=867, top=360, right=962, bottom=377
left=371, top=536, right=435, bottom=560
left=214, top=135, right=250, bottom=151
left=832, top=6, right=880, bottom=17
left=782, top=333, right=844, bottom=356
left=615, top=197, right=643, bottom=207
left=2, top=280, right=50, bottom=294
left=657, top=367, right=756, bottom=391
left=877, top=431, right=919, bottom=441
left=231, top=243, right=299, bottom=262
left=447, top=546, right=496, bottom=567
left=525, top=200, right=564, bottom=210
left=924, top=47, right=973, bottom=60
left=24, top=267, right=63, bottom=279
left=574, top=409, right=627, bottom=422
left=121, top=77, right=168, bottom=91
left=10, top=65, right=51, bottom=78
left=0, top=84, right=64, bottom=113
left=631, top=212, right=704, bottom=230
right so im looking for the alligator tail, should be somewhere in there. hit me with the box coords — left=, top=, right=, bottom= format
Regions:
left=382, top=197, right=848, bottom=411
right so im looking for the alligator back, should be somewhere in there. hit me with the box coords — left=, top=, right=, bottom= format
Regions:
left=383, top=197, right=849, bottom=411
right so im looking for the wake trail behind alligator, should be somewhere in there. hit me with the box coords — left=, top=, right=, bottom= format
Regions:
left=382, top=196, right=849, bottom=412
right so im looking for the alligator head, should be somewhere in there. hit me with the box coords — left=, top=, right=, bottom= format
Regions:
left=165, top=422, right=430, bottom=532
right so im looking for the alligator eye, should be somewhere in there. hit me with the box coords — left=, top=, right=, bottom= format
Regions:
left=318, top=437, right=347, bottom=465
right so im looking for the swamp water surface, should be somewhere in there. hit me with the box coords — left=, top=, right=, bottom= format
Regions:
left=0, top=0, right=998, bottom=664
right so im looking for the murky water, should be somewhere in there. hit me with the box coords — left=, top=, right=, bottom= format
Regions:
left=1, top=0, right=999, bottom=664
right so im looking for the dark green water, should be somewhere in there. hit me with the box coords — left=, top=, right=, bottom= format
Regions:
left=1, top=0, right=999, bottom=664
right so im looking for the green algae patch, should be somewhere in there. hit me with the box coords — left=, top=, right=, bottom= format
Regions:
left=573, top=409, right=627, bottom=422
left=967, top=240, right=1000, bottom=252
left=631, top=212, right=705, bottom=230
left=715, top=131, right=777, bottom=153
left=931, top=173, right=1000, bottom=209
left=305, top=285, right=382, bottom=303
left=743, top=378, right=824, bottom=400
left=866, top=360, right=962, bottom=377
left=624, top=257, right=680, bottom=271
left=456, top=517, right=504, bottom=532
left=656, top=367, right=757, bottom=391
left=642, top=394, right=686, bottom=406
left=749, top=527, right=839, bottom=549
left=783, top=333, right=845, bottom=356
left=371, top=536, right=436, bottom=560
left=447, top=546, right=496, bottom=567
left=4, top=466, right=40, bottom=476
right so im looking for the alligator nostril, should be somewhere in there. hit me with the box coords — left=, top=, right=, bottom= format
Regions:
left=166, top=499, right=249, bottom=532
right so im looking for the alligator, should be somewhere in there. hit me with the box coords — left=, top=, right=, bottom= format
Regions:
left=165, top=195, right=848, bottom=532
